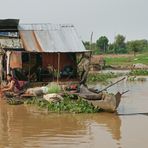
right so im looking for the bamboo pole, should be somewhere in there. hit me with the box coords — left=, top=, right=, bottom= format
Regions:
left=98, top=77, right=126, bottom=93
left=90, top=32, right=93, bottom=51
left=89, top=32, right=93, bottom=64
left=28, top=53, right=31, bottom=81
left=57, top=53, right=60, bottom=84
left=0, top=54, right=3, bottom=84
left=6, top=51, right=11, bottom=75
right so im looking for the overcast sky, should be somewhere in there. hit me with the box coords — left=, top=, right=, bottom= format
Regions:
left=0, top=0, right=148, bottom=42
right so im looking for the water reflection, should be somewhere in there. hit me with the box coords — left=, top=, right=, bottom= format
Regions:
left=0, top=99, right=121, bottom=148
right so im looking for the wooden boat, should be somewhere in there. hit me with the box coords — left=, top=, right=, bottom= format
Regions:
left=84, top=92, right=122, bottom=112
left=76, top=85, right=122, bottom=112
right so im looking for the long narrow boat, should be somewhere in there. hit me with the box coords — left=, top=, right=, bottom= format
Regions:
left=77, top=85, right=122, bottom=112
left=84, top=92, right=121, bottom=112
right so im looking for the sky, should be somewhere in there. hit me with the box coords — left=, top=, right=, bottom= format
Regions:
left=0, top=0, right=148, bottom=43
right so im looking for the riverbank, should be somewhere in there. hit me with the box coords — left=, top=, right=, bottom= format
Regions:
left=87, top=69, right=148, bottom=84
left=87, top=72, right=122, bottom=84
left=91, top=52, right=148, bottom=70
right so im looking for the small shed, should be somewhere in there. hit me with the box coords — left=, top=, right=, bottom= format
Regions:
left=0, top=19, right=87, bottom=83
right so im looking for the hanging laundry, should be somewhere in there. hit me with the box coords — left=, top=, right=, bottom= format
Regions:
left=10, top=51, right=22, bottom=69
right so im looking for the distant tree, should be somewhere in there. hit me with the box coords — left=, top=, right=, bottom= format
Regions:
left=96, top=36, right=109, bottom=53
left=126, top=40, right=141, bottom=56
left=91, top=43, right=98, bottom=54
left=83, top=41, right=90, bottom=50
left=137, top=39, right=148, bottom=51
left=108, top=43, right=115, bottom=54
left=114, top=34, right=126, bottom=53
left=86, top=33, right=148, bottom=55
left=114, top=34, right=126, bottom=48
left=83, top=41, right=99, bottom=54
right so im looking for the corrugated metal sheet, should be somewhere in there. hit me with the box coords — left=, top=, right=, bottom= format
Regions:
left=18, top=24, right=86, bottom=53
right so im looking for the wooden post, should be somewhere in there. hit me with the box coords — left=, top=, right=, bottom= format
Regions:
left=0, top=50, right=3, bottom=83
left=6, top=51, right=11, bottom=75
left=28, top=53, right=31, bottom=81
left=90, top=32, right=93, bottom=51
left=57, top=53, right=60, bottom=83
left=89, top=32, right=93, bottom=64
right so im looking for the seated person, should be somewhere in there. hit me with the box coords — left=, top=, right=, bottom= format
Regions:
left=1, top=74, right=21, bottom=95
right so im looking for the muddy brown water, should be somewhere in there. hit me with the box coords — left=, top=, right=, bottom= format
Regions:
left=1, top=79, right=148, bottom=148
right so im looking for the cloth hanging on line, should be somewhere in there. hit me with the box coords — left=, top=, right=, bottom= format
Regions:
left=10, top=51, right=22, bottom=69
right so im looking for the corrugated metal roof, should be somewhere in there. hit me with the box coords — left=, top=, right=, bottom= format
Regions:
left=18, top=24, right=87, bottom=53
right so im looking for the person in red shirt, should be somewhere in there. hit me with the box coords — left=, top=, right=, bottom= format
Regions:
left=1, top=74, right=21, bottom=94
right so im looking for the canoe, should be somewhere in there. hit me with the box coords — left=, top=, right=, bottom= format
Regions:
left=78, top=85, right=122, bottom=112
left=85, top=92, right=121, bottom=112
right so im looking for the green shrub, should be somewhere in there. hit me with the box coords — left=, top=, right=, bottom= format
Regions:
left=47, top=83, right=62, bottom=94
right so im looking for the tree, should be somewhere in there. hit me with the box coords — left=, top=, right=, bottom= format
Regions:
left=108, top=43, right=116, bottom=54
left=114, top=34, right=126, bottom=53
left=136, top=39, right=148, bottom=51
left=83, top=41, right=90, bottom=50
left=96, top=36, right=109, bottom=53
left=126, top=40, right=141, bottom=56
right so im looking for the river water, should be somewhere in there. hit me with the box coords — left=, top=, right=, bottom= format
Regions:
left=0, top=79, right=148, bottom=148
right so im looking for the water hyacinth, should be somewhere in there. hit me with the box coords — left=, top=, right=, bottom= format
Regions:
left=25, top=94, right=101, bottom=113
left=129, top=70, right=148, bottom=76
left=87, top=72, right=120, bottom=83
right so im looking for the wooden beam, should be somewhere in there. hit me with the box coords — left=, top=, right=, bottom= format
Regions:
left=57, top=53, right=60, bottom=83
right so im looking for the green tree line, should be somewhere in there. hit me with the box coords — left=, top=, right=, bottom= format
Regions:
left=83, top=34, right=148, bottom=55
